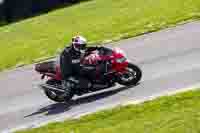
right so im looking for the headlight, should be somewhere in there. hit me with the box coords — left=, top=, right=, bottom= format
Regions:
left=116, top=57, right=127, bottom=63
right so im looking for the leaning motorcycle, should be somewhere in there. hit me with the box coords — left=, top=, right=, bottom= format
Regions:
left=35, top=47, right=142, bottom=102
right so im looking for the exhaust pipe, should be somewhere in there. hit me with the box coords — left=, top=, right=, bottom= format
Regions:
left=40, top=84, right=65, bottom=93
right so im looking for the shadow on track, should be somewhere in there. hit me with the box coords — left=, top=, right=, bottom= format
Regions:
left=24, top=85, right=134, bottom=117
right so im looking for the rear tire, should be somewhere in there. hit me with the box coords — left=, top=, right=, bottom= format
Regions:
left=44, top=89, right=65, bottom=102
left=44, top=79, right=74, bottom=103
left=118, top=63, right=142, bottom=86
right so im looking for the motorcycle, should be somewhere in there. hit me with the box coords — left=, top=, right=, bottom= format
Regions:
left=35, top=47, right=142, bottom=102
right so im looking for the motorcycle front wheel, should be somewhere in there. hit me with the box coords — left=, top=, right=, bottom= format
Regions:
left=117, top=63, right=142, bottom=86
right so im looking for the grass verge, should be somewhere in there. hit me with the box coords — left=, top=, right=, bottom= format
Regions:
left=0, top=0, right=200, bottom=71
left=16, top=88, right=200, bottom=133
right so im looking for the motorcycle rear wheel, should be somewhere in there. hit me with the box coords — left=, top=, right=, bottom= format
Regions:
left=44, top=79, right=73, bottom=102
left=118, top=63, right=142, bottom=86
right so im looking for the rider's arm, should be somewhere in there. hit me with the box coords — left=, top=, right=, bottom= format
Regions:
left=84, top=46, right=100, bottom=57
left=86, top=46, right=99, bottom=52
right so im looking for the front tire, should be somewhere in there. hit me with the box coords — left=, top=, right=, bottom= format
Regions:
left=118, top=63, right=142, bottom=86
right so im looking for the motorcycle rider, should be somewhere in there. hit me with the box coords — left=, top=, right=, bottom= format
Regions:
left=60, top=35, right=108, bottom=90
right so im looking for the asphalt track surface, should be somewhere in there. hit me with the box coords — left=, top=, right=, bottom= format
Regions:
left=1, top=21, right=200, bottom=132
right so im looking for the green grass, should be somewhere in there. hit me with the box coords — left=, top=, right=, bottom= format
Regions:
left=1, top=0, right=200, bottom=71
left=16, top=89, right=200, bottom=133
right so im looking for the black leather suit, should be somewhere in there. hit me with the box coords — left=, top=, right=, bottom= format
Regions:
left=60, top=46, right=100, bottom=85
